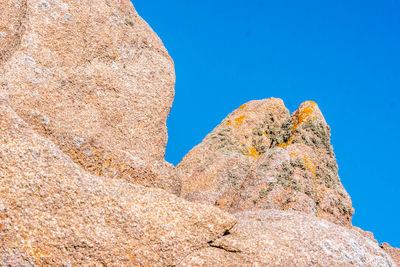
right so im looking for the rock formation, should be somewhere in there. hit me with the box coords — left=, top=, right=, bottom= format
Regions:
left=0, top=96, right=236, bottom=265
left=381, top=243, right=400, bottom=267
left=0, top=0, right=398, bottom=265
left=179, top=98, right=353, bottom=226
left=0, top=0, right=180, bottom=195
left=180, top=210, right=395, bottom=266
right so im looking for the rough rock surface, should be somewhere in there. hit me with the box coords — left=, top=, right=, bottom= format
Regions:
left=179, top=98, right=353, bottom=225
left=1, top=0, right=397, bottom=265
left=381, top=243, right=400, bottom=266
left=0, top=0, right=179, bottom=194
left=0, top=97, right=236, bottom=265
left=180, top=210, right=396, bottom=266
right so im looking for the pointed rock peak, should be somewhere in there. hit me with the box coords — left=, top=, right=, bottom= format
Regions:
left=179, top=98, right=353, bottom=226
left=279, top=100, right=332, bottom=154
left=218, top=97, right=291, bottom=159
left=292, top=101, right=326, bottom=129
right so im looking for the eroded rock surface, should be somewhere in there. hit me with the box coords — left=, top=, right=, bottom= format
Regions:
left=381, top=243, right=400, bottom=267
left=1, top=0, right=397, bottom=265
left=0, top=0, right=27, bottom=66
left=179, top=98, right=353, bottom=225
left=180, top=210, right=395, bottom=266
left=0, top=97, right=236, bottom=265
left=0, top=0, right=179, bottom=193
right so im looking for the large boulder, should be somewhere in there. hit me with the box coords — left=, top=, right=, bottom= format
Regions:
left=180, top=210, right=395, bottom=266
left=0, top=97, right=236, bottom=265
left=179, top=98, right=353, bottom=225
left=0, top=0, right=180, bottom=194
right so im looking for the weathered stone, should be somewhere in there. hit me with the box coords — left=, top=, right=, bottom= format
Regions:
left=353, top=226, right=379, bottom=243
left=381, top=243, right=400, bottom=266
left=1, top=0, right=396, bottom=265
left=178, top=98, right=290, bottom=207
left=179, top=98, right=353, bottom=225
left=0, top=0, right=27, bottom=66
left=180, top=210, right=395, bottom=266
left=0, top=0, right=177, bottom=193
left=0, top=97, right=236, bottom=265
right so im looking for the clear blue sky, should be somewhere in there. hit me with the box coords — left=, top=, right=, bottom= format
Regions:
left=134, top=0, right=400, bottom=246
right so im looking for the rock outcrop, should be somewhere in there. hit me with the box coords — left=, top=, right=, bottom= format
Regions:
left=180, top=210, right=395, bottom=266
left=0, top=97, right=235, bottom=265
left=0, top=0, right=180, bottom=194
left=179, top=98, right=353, bottom=226
left=381, top=243, right=400, bottom=267
left=1, top=0, right=398, bottom=265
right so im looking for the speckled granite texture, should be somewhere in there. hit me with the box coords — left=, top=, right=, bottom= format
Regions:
left=179, top=98, right=353, bottom=226
left=0, top=0, right=398, bottom=265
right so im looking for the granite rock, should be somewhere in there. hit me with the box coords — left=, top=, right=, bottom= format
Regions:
left=0, top=0, right=178, bottom=193
left=0, top=97, right=236, bottom=265
left=381, top=243, right=400, bottom=267
left=0, top=0, right=397, bottom=265
left=179, top=98, right=353, bottom=225
left=180, top=210, right=396, bottom=266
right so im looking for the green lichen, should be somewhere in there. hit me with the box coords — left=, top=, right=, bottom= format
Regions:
left=304, top=189, right=314, bottom=197
left=125, top=18, right=134, bottom=27
left=275, top=162, right=294, bottom=188
left=267, top=117, right=293, bottom=148
left=227, top=171, right=243, bottom=190
left=301, top=121, right=332, bottom=152
left=252, top=138, right=267, bottom=154
left=315, top=161, right=340, bottom=189
left=290, top=158, right=306, bottom=170
left=259, top=188, right=268, bottom=198
left=213, top=128, right=241, bottom=154
left=252, top=114, right=293, bottom=149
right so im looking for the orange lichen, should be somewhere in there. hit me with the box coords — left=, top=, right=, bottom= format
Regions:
left=32, top=248, right=49, bottom=262
left=248, top=146, right=261, bottom=159
left=234, top=115, right=246, bottom=126
left=278, top=140, right=292, bottom=148
left=242, top=144, right=261, bottom=159
left=239, top=104, right=247, bottom=110
left=225, top=115, right=247, bottom=128
left=293, top=101, right=318, bottom=131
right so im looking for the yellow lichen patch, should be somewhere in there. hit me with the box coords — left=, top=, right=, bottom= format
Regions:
left=247, top=146, right=261, bottom=159
left=241, top=143, right=261, bottom=159
left=278, top=136, right=293, bottom=148
left=234, top=115, right=246, bottom=126
left=293, top=101, right=318, bottom=131
left=226, top=115, right=247, bottom=128
left=31, top=247, right=50, bottom=263
left=239, top=103, right=247, bottom=110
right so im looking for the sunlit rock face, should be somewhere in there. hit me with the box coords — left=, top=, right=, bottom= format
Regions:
left=0, top=79, right=235, bottom=266
left=0, top=0, right=180, bottom=194
left=1, top=0, right=398, bottom=265
left=381, top=243, right=400, bottom=267
left=179, top=210, right=395, bottom=266
left=179, top=98, right=353, bottom=226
